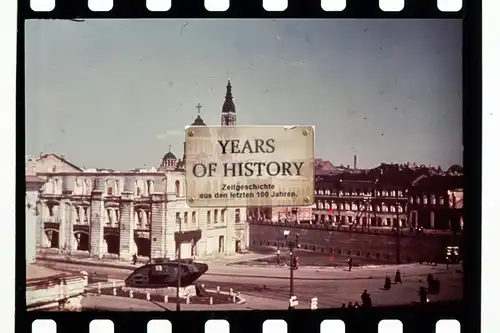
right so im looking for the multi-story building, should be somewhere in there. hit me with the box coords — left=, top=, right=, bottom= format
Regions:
left=408, top=174, right=464, bottom=231
left=29, top=81, right=249, bottom=261
left=312, top=162, right=464, bottom=231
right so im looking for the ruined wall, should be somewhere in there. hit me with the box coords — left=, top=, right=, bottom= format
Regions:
left=249, top=224, right=459, bottom=263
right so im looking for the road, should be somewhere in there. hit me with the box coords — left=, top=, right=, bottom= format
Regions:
left=37, top=260, right=463, bottom=309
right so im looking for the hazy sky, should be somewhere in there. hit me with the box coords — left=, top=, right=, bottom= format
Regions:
left=25, top=19, right=462, bottom=170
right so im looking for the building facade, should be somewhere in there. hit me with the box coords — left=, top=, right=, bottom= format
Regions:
left=312, top=163, right=464, bottom=231
left=26, top=162, right=45, bottom=265
left=30, top=81, right=249, bottom=260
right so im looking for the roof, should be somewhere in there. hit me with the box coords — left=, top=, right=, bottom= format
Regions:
left=412, top=175, right=463, bottom=191
left=191, top=115, right=206, bottom=126
left=26, top=175, right=45, bottom=184
left=163, top=151, right=177, bottom=160
left=37, top=153, right=83, bottom=172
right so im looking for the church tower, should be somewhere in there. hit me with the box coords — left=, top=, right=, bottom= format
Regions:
left=221, top=79, right=236, bottom=126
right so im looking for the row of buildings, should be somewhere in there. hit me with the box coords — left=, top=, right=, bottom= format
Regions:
left=25, top=80, right=463, bottom=265
left=25, top=80, right=249, bottom=264
left=258, top=160, right=463, bottom=233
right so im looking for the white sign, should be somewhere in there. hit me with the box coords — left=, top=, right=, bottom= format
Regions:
left=184, top=125, right=315, bottom=208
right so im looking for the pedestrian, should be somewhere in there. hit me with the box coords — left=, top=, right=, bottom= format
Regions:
left=418, top=286, right=428, bottom=305
left=340, top=303, right=346, bottom=308
left=354, top=302, right=360, bottom=308
left=395, top=270, right=402, bottom=284
left=361, top=289, right=372, bottom=308
left=132, top=253, right=137, bottom=265
left=276, top=249, right=281, bottom=266
left=384, top=276, right=391, bottom=290
left=347, top=301, right=354, bottom=309
left=347, top=257, right=353, bottom=271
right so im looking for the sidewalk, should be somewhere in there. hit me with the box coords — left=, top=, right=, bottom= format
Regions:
left=81, top=293, right=288, bottom=311
left=36, top=253, right=457, bottom=281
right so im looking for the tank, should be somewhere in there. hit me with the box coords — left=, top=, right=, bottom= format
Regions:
left=124, top=260, right=209, bottom=288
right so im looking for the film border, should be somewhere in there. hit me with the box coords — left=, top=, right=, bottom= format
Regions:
left=20, top=0, right=464, bottom=19
left=16, top=0, right=479, bottom=332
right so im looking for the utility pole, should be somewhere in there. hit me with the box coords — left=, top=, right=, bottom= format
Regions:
left=176, top=215, right=182, bottom=311
left=284, top=230, right=300, bottom=309
left=395, top=200, right=401, bottom=264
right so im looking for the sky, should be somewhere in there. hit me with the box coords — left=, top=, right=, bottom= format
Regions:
left=25, top=19, right=462, bottom=170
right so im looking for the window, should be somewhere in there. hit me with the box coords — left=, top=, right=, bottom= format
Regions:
left=431, top=194, right=436, bottom=205
left=214, top=209, right=219, bottom=223
left=107, top=187, right=113, bottom=196
left=221, top=209, right=226, bottom=223
left=235, top=209, right=240, bottom=223
left=175, top=181, right=180, bottom=196
left=439, top=196, right=445, bottom=205
left=52, top=165, right=57, bottom=172
left=207, top=211, right=211, bottom=224
left=176, top=212, right=181, bottom=224
left=416, top=196, right=420, bottom=204
left=423, top=195, right=428, bottom=204
left=345, top=203, right=350, bottom=210
left=409, top=196, right=414, bottom=203
left=136, top=187, right=141, bottom=196
left=192, top=211, right=196, bottom=224
left=184, top=212, right=188, bottom=224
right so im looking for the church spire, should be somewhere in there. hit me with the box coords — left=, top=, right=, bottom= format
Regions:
left=225, top=79, right=233, bottom=99
left=221, top=79, right=236, bottom=126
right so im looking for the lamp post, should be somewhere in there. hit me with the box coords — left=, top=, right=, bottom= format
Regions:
left=395, top=200, right=401, bottom=265
left=284, top=230, right=300, bottom=309
left=176, top=215, right=182, bottom=311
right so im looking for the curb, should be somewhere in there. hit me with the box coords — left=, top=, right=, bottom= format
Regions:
left=37, top=256, right=453, bottom=282
left=83, top=283, right=246, bottom=308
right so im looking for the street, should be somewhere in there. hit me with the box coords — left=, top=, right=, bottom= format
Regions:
left=38, top=259, right=463, bottom=309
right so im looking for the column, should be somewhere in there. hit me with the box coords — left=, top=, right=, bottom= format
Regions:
left=118, top=191, right=135, bottom=261
left=58, top=201, right=67, bottom=250
left=62, top=199, right=74, bottom=253
left=225, top=208, right=236, bottom=255
left=430, top=211, right=435, bottom=229
left=90, top=185, right=105, bottom=258
left=25, top=191, right=37, bottom=264
left=36, top=200, right=45, bottom=247
left=196, top=208, right=207, bottom=256
left=164, top=192, right=178, bottom=259
left=150, top=193, right=166, bottom=259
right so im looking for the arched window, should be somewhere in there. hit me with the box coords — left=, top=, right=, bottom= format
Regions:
left=235, top=209, right=240, bottom=223
left=175, top=180, right=180, bottom=196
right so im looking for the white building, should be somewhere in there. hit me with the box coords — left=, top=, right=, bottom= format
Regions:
left=29, top=80, right=249, bottom=260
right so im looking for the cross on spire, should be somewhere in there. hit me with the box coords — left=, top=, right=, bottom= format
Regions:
left=196, top=103, right=202, bottom=115
left=168, top=144, right=172, bottom=152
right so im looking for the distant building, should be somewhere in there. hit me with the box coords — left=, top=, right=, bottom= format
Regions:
left=311, top=162, right=463, bottom=231
left=30, top=81, right=249, bottom=260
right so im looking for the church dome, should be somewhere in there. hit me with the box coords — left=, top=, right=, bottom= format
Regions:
left=163, top=151, right=176, bottom=161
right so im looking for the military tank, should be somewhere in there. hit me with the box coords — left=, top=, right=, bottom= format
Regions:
left=124, top=258, right=209, bottom=288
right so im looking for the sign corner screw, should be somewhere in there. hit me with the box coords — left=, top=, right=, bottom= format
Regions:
left=188, top=130, right=194, bottom=137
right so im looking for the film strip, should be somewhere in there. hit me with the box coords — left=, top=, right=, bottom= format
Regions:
left=18, top=0, right=477, bottom=332
left=32, top=318, right=462, bottom=333
left=28, top=0, right=464, bottom=13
